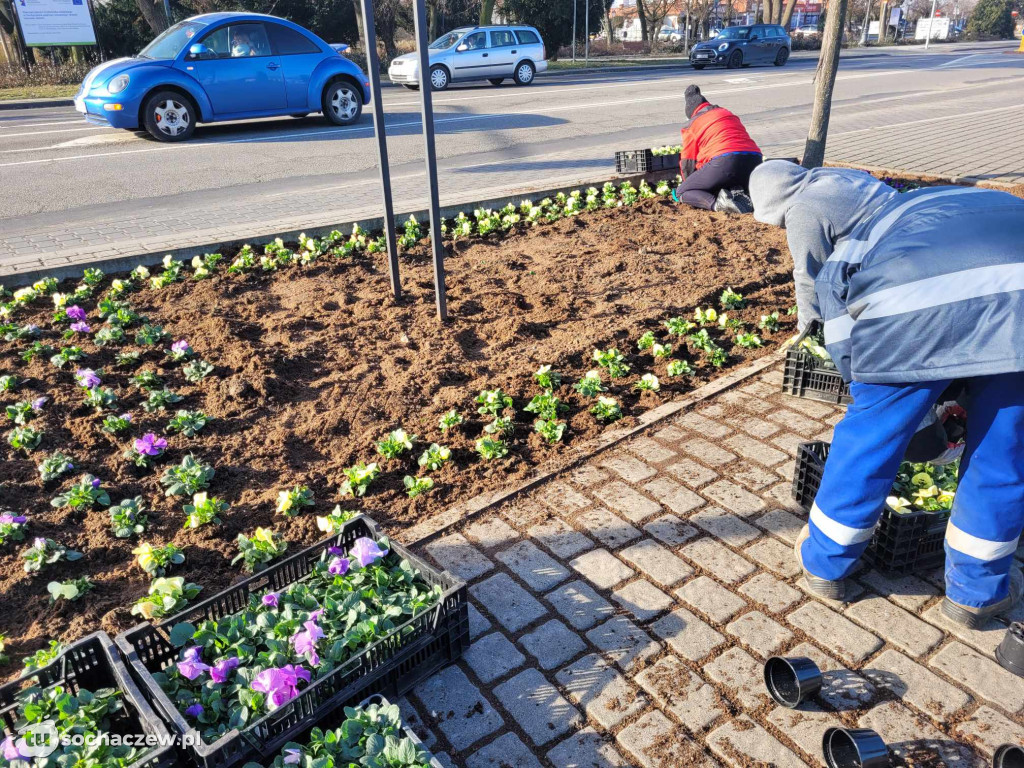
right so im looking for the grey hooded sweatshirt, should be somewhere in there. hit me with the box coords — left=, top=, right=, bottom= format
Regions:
left=748, top=161, right=896, bottom=331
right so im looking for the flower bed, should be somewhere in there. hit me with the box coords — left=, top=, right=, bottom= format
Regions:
left=0, top=179, right=798, bottom=667
left=117, top=515, right=466, bottom=768
left=0, top=631, right=175, bottom=768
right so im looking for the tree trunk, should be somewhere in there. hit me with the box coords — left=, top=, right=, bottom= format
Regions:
left=428, top=1, right=440, bottom=41
left=479, top=0, right=494, bottom=25
left=636, top=1, right=649, bottom=43
left=802, top=0, right=848, bottom=167
left=134, top=0, right=169, bottom=34
left=781, top=0, right=799, bottom=28
left=606, top=9, right=613, bottom=44
left=763, top=0, right=776, bottom=24
left=351, top=0, right=364, bottom=47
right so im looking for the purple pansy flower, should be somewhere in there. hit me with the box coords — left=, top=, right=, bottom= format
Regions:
left=25, top=324, right=39, bottom=334
left=250, top=665, right=309, bottom=709
left=327, top=546, right=343, bottom=556
left=31, top=397, right=47, bottom=411
left=134, top=433, right=167, bottom=457
left=176, top=646, right=210, bottom=681
left=0, top=514, right=27, bottom=525
left=65, top=306, right=87, bottom=322
left=70, top=321, right=91, bottom=334
left=309, top=608, right=324, bottom=622
left=291, top=620, right=325, bottom=666
left=121, top=413, right=133, bottom=423
left=350, top=537, right=388, bottom=568
left=91, top=477, right=101, bottom=489
left=185, top=703, right=204, bottom=718
left=2, top=736, right=28, bottom=761
left=171, top=340, right=191, bottom=355
left=33, top=537, right=47, bottom=548
left=262, top=592, right=279, bottom=608
left=75, top=368, right=101, bottom=388
left=283, top=748, right=302, bottom=765
left=328, top=556, right=350, bottom=576
left=210, top=657, right=241, bottom=684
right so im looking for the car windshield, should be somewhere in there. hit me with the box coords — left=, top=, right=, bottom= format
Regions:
left=138, top=20, right=205, bottom=59
left=430, top=30, right=466, bottom=49
left=716, top=27, right=751, bottom=39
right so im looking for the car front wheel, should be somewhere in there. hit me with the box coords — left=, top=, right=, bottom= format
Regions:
left=692, top=63, right=706, bottom=70
left=488, top=78, right=504, bottom=86
left=323, top=81, right=363, bottom=125
left=514, top=61, right=535, bottom=85
left=429, top=65, right=450, bottom=91
left=774, top=47, right=790, bottom=66
left=727, top=49, right=743, bottom=68
left=142, top=91, right=196, bottom=142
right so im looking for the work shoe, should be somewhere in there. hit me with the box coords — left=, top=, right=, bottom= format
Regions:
left=941, top=567, right=1023, bottom=629
left=713, top=189, right=754, bottom=214
left=794, top=525, right=847, bottom=601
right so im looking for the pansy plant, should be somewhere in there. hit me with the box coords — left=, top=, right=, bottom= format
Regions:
left=22, top=641, right=63, bottom=673
left=534, top=419, right=566, bottom=444
left=167, top=339, right=193, bottom=363
left=376, top=428, right=415, bottom=460
left=110, top=496, right=148, bottom=538
left=720, top=287, right=745, bottom=309
left=101, top=412, right=133, bottom=435
left=340, top=463, right=379, bottom=498
left=166, top=409, right=209, bottom=437
left=161, top=454, right=215, bottom=496
left=126, top=432, right=168, bottom=467
left=94, top=325, right=126, bottom=346
left=652, top=342, right=672, bottom=359
left=133, top=542, right=185, bottom=576
left=144, top=388, right=183, bottom=412
left=483, top=415, right=514, bottom=438
left=232, top=527, right=288, bottom=573
left=759, top=311, right=780, bottom=332
left=51, top=474, right=110, bottom=509
left=131, top=576, right=202, bottom=620
left=593, top=348, right=630, bottom=379
left=20, top=342, right=54, bottom=364
left=524, top=391, right=562, bottom=421
left=475, top=389, right=512, bottom=418
left=135, top=324, right=169, bottom=346
left=438, top=409, right=463, bottom=432
left=83, top=386, right=118, bottom=412
left=735, top=332, right=763, bottom=349
left=8, top=425, right=43, bottom=453
left=664, top=317, right=696, bottom=337
left=277, top=486, right=314, bottom=517
left=403, top=475, right=434, bottom=498
left=50, top=346, right=86, bottom=370
left=667, top=359, right=694, bottom=377
left=184, top=492, right=228, bottom=528
left=0, top=513, right=28, bottom=546
left=0, top=374, right=17, bottom=392
left=694, top=307, right=718, bottom=326
left=475, top=437, right=508, bottom=461
left=637, top=331, right=655, bottom=351
left=590, top=396, right=622, bottom=423
left=634, top=373, right=660, bottom=392
left=574, top=370, right=606, bottom=397
left=38, top=451, right=74, bottom=483
left=183, top=359, right=215, bottom=383
left=74, top=367, right=101, bottom=389
left=130, top=369, right=163, bottom=391
left=533, top=365, right=561, bottom=391
left=115, top=350, right=141, bottom=367
left=315, top=506, right=358, bottom=535
left=22, top=537, right=82, bottom=573
left=5, top=400, right=37, bottom=426
left=417, top=443, right=451, bottom=471
left=47, top=576, right=94, bottom=603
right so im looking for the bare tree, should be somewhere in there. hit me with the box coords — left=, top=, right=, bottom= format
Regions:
left=640, top=0, right=675, bottom=46
left=803, top=0, right=849, bottom=167
left=134, top=0, right=170, bottom=34
left=781, top=0, right=799, bottom=27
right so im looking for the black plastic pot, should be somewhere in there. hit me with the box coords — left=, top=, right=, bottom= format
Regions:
left=822, top=727, right=890, bottom=768
left=763, top=656, right=822, bottom=708
left=993, top=744, right=1024, bottom=768
left=995, top=622, right=1024, bottom=678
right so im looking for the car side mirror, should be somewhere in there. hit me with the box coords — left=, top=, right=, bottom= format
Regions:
left=456, top=43, right=468, bottom=52
left=749, top=34, right=758, bottom=40
left=188, top=43, right=209, bottom=59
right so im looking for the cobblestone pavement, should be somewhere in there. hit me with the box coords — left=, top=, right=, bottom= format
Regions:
left=400, top=362, right=1024, bottom=767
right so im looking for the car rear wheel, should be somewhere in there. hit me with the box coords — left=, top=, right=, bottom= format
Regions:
left=403, top=84, right=419, bottom=90
left=727, top=49, right=743, bottom=68
left=488, top=77, right=504, bottom=86
left=513, top=61, right=535, bottom=85
left=323, top=81, right=363, bottom=125
left=429, top=65, right=450, bottom=91
left=142, top=91, right=196, bottom=142
left=692, top=63, right=706, bottom=70
left=774, top=47, right=790, bottom=66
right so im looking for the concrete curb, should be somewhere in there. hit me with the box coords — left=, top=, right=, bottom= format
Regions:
left=400, top=350, right=785, bottom=547
left=0, top=97, right=74, bottom=111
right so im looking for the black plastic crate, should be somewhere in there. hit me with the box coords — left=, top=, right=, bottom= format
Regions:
left=614, top=149, right=679, bottom=174
left=0, top=632, right=176, bottom=768
left=792, top=441, right=949, bottom=574
left=782, top=321, right=853, bottom=406
left=115, top=515, right=468, bottom=768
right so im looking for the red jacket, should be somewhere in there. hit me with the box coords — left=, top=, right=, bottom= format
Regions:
left=680, top=103, right=761, bottom=177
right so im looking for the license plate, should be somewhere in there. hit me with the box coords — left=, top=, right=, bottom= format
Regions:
left=695, top=52, right=712, bottom=59
left=74, top=97, right=86, bottom=113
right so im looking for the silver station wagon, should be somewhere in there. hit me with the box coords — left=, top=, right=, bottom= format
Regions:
left=388, top=25, right=547, bottom=91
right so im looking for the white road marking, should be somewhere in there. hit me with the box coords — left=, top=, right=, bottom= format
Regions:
left=0, top=119, right=83, bottom=128
left=0, top=125, right=107, bottom=138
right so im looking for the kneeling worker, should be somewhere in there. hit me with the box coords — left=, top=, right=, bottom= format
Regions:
left=749, top=160, right=1024, bottom=628
left=674, top=85, right=762, bottom=212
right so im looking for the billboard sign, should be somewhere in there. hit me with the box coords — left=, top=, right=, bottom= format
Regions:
left=13, top=0, right=97, bottom=46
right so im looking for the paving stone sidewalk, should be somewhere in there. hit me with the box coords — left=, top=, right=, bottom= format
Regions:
left=399, top=362, right=1024, bottom=767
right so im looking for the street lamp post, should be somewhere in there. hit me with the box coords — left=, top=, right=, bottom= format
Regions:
left=585, top=0, right=590, bottom=65
left=573, top=0, right=577, bottom=62
left=860, top=0, right=874, bottom=44
left=924, top=0, right=938, bottom=48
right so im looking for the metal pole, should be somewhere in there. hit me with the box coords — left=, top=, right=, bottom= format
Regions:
left=584, top=0, right=589, bottom=64
left=359, top=0, right=401, bottom=301
left=412, top=0, right=448, bottom=321
left=860, top=0, right=872, bottom=44
left=162, top=0, right=173, bottom=27
left=684, top=0, right=690, bottom=50
left=924, top=0, right=937, bottom=48
left=572, top=0, right=577, bottom=62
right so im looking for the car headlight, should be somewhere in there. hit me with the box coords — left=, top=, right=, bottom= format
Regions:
left=717, top=42, right=729, bottom=51
left=108, top=74, right=130, bottom=94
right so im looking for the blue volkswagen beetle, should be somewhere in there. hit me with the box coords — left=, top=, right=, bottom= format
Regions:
left=74, top=13, right=371, bottom=141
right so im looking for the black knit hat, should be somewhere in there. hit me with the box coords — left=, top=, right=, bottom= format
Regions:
left=684, top=84, right=709, bottom=119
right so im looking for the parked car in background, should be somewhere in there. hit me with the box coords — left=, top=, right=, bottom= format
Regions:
left=388, top=25, right=547, bottom=91
left=73, top=12, right=370, bottom=142
left=658, top=27, right=683, bottom=42
left=795, top=25, right=820, bottom=37
left=689, top=24, right=791, bottom=69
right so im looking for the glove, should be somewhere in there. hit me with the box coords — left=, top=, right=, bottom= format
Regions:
left=671, top=188, right=680, bottom=203
left=930, top=443, right=965, bottom=466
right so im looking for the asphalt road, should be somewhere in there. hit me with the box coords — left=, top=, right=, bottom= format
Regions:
left=0, top=40, right=1021, bottom=274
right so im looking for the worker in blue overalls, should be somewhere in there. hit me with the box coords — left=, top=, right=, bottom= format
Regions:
left=749, top=161, right=1024, bottom=628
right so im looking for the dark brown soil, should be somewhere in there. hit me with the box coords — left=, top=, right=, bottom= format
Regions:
left=0, top=196, right=796, bottom=668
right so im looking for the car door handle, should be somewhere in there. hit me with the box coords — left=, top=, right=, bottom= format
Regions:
left=482, top=52, right=488, bottom=57
left=511, top=49, right=517, bottom=53
left=267, top=62, right=280, bottom=70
